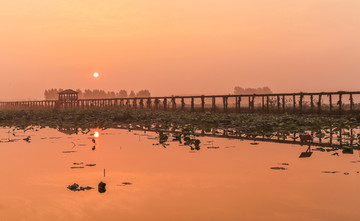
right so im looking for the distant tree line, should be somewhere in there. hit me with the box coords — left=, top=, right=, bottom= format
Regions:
left=44, top=89, right=151, bottom=100
left=234, top=86, right=272, bottom=95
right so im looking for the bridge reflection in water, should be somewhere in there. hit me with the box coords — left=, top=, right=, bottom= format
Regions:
left=112, top=125, right=359, bottom=153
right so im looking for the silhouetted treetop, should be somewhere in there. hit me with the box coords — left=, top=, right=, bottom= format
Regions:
left=44, top=89, right=151, bottom=100
left=234, top=86, right=272, bottom=95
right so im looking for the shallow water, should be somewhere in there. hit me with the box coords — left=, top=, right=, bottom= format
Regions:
left=0, top=127, right=359, bottom=221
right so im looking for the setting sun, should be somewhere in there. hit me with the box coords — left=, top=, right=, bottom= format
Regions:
left=93, top=72, right=99, bottom=78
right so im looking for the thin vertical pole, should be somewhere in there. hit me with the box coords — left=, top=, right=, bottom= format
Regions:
left=191, top=98, right=194, bottom=112
left=201, top=95, right=205, bottom=112
left=282, top=95, right=285, bottom=112
left=212, top=97, right=216, bottom=111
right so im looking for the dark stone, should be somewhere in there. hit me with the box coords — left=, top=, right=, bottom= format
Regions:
left=98, top=181, right=106, bottom=193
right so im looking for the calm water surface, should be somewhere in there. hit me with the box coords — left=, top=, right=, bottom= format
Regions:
left=0, top=127, right=359, bottom=221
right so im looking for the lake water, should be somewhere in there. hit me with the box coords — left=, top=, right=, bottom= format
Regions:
left=0, top=127, right=359, bottom=221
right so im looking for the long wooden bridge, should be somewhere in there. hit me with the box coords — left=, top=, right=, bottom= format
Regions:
left=1, top=90, right=360, bottom=114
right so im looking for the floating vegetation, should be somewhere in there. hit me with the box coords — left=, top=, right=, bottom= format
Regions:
left=62, top=151, right=76, bottom=153
left=23, top=136, right=31, bottom=143
left=207, top=146, right=220, bottom=149
left=270, top=167, right=287, bottom=170
left=70, top=166, right=84, bottom=169
left=121, top=182, right=132, bottom=185
left=313, top=148, right=326, bottom=152
left=73, top=162, right=84, bottom=165
left=67, top=183, right=93, bottom=191
left=85, top=164, right=96, bottom=167
left=321, top=171, right=339, bottom=174
left=1, top=109, right=360, bottom=150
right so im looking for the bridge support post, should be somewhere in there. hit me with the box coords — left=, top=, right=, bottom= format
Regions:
left=338, top=93, right=343, bottom=112
left=238, top=96, right=241, bottom=113
left=147, top=98, right=152, bottom=109
left=172, top=97, right=176, bottom=110
left=293, top=94, right=296, bottom=111
left=163, top=98, right=167, bottom=110
left=277, top=96, right=280, bottom=112
left=191, top=98, right=194, bottom=112
left=155, top=98, right=159, bottom=109
left=212, top=97, right=216, bottom=112
left=299, top=93, right=303, bottom=113
left=223, top=96, right=228, bottom=112
left=139, top=99, right=144, bottom=109
left=201, top=96, right=205, bottom=112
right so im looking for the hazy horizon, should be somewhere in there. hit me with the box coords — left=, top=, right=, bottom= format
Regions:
left=1, top=0, right=359, bottom=100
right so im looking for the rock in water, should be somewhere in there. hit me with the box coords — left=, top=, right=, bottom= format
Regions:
left=98, top=181, right=106, bottom=193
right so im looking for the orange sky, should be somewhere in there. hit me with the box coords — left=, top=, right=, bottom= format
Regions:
left=0, top=0, right=359, bottom=100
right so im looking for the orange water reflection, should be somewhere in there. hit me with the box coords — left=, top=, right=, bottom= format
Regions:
left=0, top=127, right=359, bottom=221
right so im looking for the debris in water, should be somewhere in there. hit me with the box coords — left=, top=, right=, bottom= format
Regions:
left=207, top=146, right=220, bottom=149
left=344, top=172, right=350, bottom=175
left=313, top=147, right=325, bottom=152
left=73, top=162, right=84, bottom=165
left=67, top=183, right=78, bottom=191
left=342, top=148, right=354, bottom=154
left=332, top=152, right=339, bottom=156
left=278, top=163, right=289, bottom=166
left=23, top=136, right=31, bottom=143
left=270, top=167, right=287, bottom=170
left=67, top=183, right=93, bottom=191
left=85, top=164, right=96, bottom=167
left=321, top=171, right=339, bottom=174
left=62, top=151, right=76, bottom=153
left=70, top=166, right=84, bottom=169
